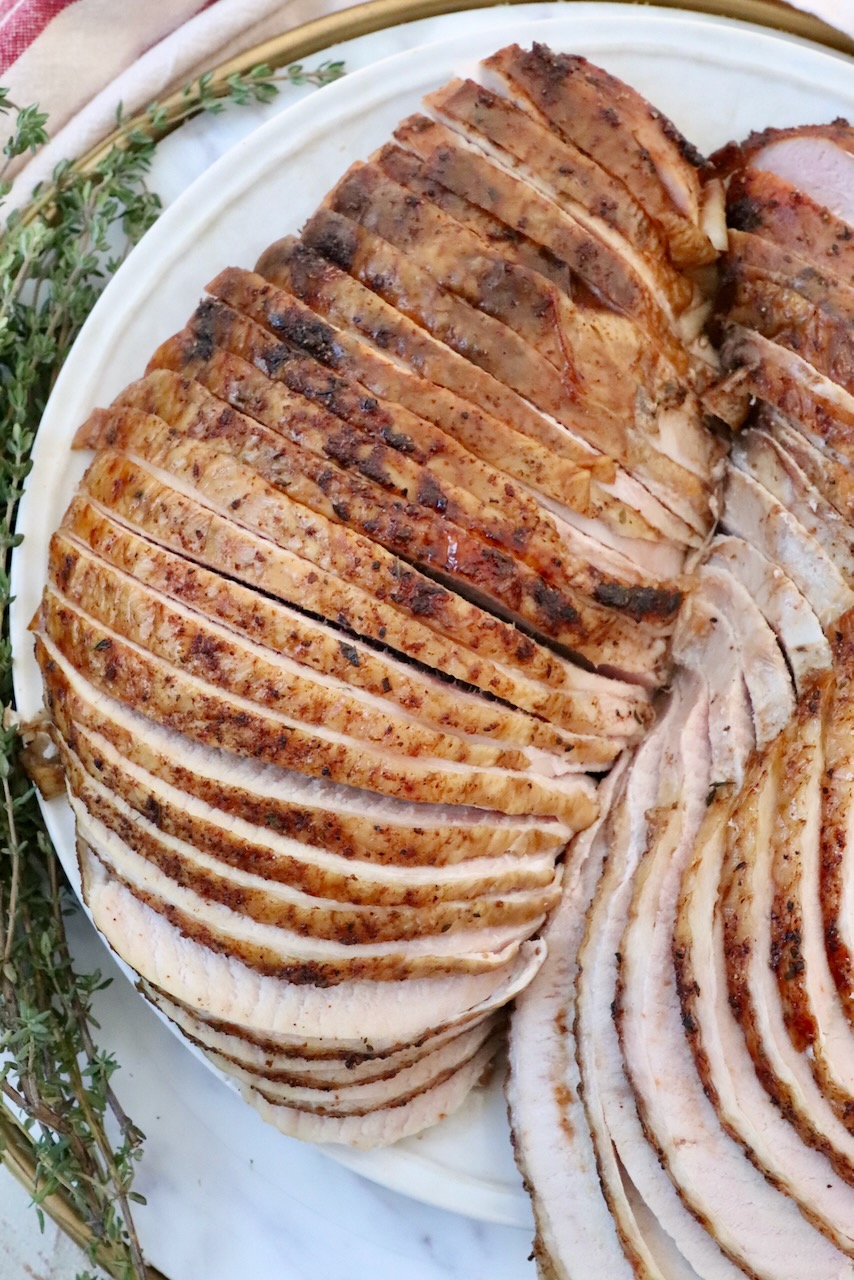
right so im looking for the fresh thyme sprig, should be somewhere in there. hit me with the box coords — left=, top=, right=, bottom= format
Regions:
left=0, top=53, right=345, bottom=1280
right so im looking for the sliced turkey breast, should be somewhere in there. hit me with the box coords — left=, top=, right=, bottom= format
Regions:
left=206, top=266, right=615, bottom=520
left=145, top=326, right=684, bottom=630
left=205, top=1017, right=496, bottom=1111
left=484, top=44, right=724, bottom=268
left=820, top=616, right=854, bottom=1036
left=617, top=684, right=854, bottom=1276
left=255, top=237, right=706, bottom=550
left=60, top=718, right=562, bottom=908
left=37, top=602, right=597, bottom=822
left=79, top=850, right=547, bottom=1045
left=300, top=206, right=713, bottom=535
left=49, top=537, right=536, bottom=771
left=507, top=763, right=634, bottom=1280
left=79, top=821, right=540, bottom=982
left=704, top=535, right=831, bottom=693
left=388, top=116, right=696, bottom=365
left=587, top=678, right=744, bottom=1278
left=675, top=782, right=854, bottom=1259
left=748, top=127, right=854, bottom=228
left=723, top=263, right=854, bottom=393
left=764, top=667, right=854, bottom=1135
left=722, top=464, right=854, bottom=627
left=41, top=649, right=573, bottom=869
left=693, top=561, right=795, bottom=748
left=62, top=498, right=614, bottom=763
left=727, top=167, right=854, bottom=289
left=417, top=84, right=704, bottom=335
left=574, top=690, right=681, bottom=1276
left=766, top=409, right=854, bottom=528
left=732, top=429, right=854, bottom=582
left=79, top=397, right=672, bottom=683
left=87, top=388, right=668, bottom=671
left=149, top=984, right=498, bottom=1083
left=77, top=454, right=647, bottom=737
left=242, top=1034, right=500, bottom=1149
left=671, top=590, right=755, bottom=786
left=63, top=749, right=562, bottom=944
left=720, top=686, right=854, bottom=1183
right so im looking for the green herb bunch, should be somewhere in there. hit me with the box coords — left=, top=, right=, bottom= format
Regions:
left=0, top=55, right=344, bottom=1280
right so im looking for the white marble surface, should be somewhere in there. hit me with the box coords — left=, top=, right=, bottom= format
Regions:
left=6, top=4, right=854, bottom=1278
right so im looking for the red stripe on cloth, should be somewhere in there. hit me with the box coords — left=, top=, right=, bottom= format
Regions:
left=0, top=0, right=78, bottom=75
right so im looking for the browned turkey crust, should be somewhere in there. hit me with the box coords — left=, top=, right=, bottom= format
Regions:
left=76, top=452, right=647, bottom=735
left=300, top=206, right=714, bottom=535
left=36, top=599, right=597, bottom=823
left=727, top=167, right=854, bottom=288
left=417, top=81, right=700, bottom=326
left=484, top=44, right=724, bottom=268
left=78, top=388, right=673, bottom=680
left=675, top=780, right=854, bottom=1259
left=720, top=682, right=854, bottom=1183
left=61, top=496, right=616, bottom=763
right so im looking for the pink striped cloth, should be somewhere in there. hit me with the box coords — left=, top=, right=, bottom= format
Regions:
left=1, top=0, right=853, bottom=210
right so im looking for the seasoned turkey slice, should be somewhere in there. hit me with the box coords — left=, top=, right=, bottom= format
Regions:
left=60, top=718, right=562, bottom=904
left=147, top=985, right=498, bottom=1081
left=84, top=395, right=674, bottom=678
left=722, top=464, right=854, bottom=628
left=147, top=326, right=683, bottom=627
left=39, top=636, right=585, bottom=870
left=415, top=86, right=702, bottom=331
left=98, top=384, right=668, bottom=668
left=37, top=604, right=597, bottom=823
left=766, top=409, right=854, bottom=528
left=206, top=266, right=609, bottom=520
left=424, top=78, right=669, bottom=263
left=49, top=537, right=532, bottom=771
left=326, top=157, right=691, bottom=383
left=76, top=434, right=636, bottom=701
left=585, top=680, right=743, bottom=1278
left=182, top=294, right=582, bottom=544
left=726, top=228, right=854, bottom=323
left=346, top=147, right=722, bottom=484
left=820, top=616, right=854, bottom=1034
left=732, top=429, right=854, bottom=582
left=79, top=813, right=542, bottom=980
left=675, top=782, right=854, bottom=1261
left=720, top=686, right=854, bottom=1183
left=671, top=591, right=754, bottom=786
left=617, top=681, right=854, bottom=1277
left=242, top=1034, right=500, bottom=1149
left=62, top=498, right=617, bottom=764
left=255, top=237, right=705, bottom=549
left=64, top=752, right=561, bottom=944
left=301, top=208, right=713, bottom=535
left=206, top=1019, right=496, bottom=1110
left=727, top=167, right=854, bottom=288
left=764, top=668, right=854, bottom=1134
left=77, top=455, right=647, bottom=737
left=724, top=265, right=854, bottom=394
left=507, top=763, right=634, bottom=1280
left=81, top=845, right=547, bottom=1045
left=485, top=44, right=724, bottom=268
left=693, top=561, right=795, bottom=748
left=384, top=120, right=693, bottom=367
left=704, top=535, right=831, bottom=693
left=721, top=325, right=854, bottom=471
left=746, top=125, right=854, bottom=228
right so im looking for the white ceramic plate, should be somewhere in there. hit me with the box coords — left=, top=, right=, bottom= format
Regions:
left=10, top=5, right=854, bottom=1272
